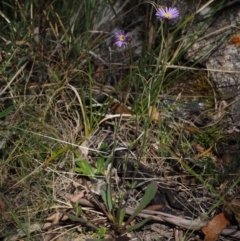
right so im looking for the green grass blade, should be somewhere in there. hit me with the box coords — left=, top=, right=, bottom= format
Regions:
left=0, top=104, right=15, bottom=119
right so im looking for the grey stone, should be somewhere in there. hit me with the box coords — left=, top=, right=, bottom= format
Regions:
left=184, top=3, right=240, bottom=122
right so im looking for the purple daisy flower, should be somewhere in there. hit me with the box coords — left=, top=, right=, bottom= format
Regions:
left=156, top=7, right=179, bottom=20
left=115, top=30, right=131, bottom=48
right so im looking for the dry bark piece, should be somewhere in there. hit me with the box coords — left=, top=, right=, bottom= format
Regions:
left=202, top=212, right=231, bottom=241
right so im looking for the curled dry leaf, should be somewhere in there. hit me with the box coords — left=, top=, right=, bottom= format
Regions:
left=230, top=34, right=240, bottom=46
left=192, top=144, right=218, bottom=162
left=202, top=212, right=231, bottom=241
left=192, top=142, right=205, bottom=153
left=110, top=101, right=131, bottom=114
left=149, top=105, right=160, bottom=124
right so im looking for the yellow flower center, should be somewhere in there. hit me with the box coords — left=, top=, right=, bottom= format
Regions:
left=119, top=35, right=124, bottom=41
left=164, top=12, right=171, bottom=19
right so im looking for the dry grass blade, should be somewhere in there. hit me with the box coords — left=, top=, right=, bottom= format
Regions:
left=0, top=62, right=28, bottom=96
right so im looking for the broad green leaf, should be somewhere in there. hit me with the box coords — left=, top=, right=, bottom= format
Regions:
left=74, top=159, right=95, bottom=178
left=118, top=207, right=126, bottom=225
left=76, top=205, right=82, bottom=217
left=125, top=217, right=152, bottom=233
left=100, top=184, right=108, bottom=210
left=100, top=184, right=113, bottom=212
left=96, top=157, right=105, bottom=174
left=70, top=201, right=82, bottom=217
left=125, top=182, right=157, bottom=225
left=106, top=184, right=113, bottom=212
left=100, top=142, right=108, bottom=151
left=98, top=226, right=106, bottom=238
